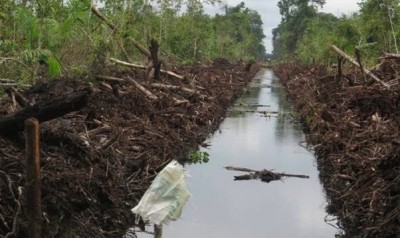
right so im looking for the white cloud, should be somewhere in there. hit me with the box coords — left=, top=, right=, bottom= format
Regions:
left=322, top=0, right=360, bottom=16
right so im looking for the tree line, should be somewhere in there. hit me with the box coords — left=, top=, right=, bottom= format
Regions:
left=273, top=0, right=400, bottom=65
left=0, top=0, right=266, bottom=82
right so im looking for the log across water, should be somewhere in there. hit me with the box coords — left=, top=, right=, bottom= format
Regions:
left=225, top=166, right=310, bottom=183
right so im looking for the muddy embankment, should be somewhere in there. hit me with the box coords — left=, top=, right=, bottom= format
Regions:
left=274, top=57, right=400, bottom=237
left=0, top=60, right=259, bottom=237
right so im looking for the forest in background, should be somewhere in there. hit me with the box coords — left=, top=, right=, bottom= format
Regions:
left=273, top=0, right=400, bottom=65
left=0, top=0, right=266, bottom=84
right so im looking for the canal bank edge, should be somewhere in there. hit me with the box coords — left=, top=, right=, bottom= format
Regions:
left=0, top=61, right=260, bottom=237
left=273, top=62, right=400, bottom=237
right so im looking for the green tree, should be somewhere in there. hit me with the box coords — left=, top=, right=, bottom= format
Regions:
left=0, top=0, right=266, bottom=82
left=213, top=2, right=265, bottom=60
left=273, top=0, right=326, bottom=59
left=359, top=0, right=399, bottom=53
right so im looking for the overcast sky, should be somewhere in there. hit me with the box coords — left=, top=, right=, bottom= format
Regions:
left=205, top=0, right=361, bottom=53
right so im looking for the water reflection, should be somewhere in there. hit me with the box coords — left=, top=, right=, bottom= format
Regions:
left=268, top=72, right=304, bottom=144
left=138, top=69, right=336, bottom=238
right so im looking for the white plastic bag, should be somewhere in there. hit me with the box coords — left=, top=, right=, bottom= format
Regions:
left=131, top=160, right=190, bottom=225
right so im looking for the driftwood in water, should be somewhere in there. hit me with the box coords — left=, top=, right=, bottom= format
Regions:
left=225, top=166, right=310, bottom=183
left=0, top=90, right=89, bottom=136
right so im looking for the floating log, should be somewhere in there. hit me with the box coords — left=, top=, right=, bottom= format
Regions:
left=225, top=166, right=310, bottom=183
left=0, top=90, right=89, bottom=136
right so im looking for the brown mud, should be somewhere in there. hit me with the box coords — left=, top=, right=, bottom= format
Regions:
left=0, top=60, right=259, bottom=237
left=274, top=58, right=400, bottom=237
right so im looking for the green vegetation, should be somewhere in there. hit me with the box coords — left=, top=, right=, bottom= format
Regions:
left=0, top=0, right=266, bottom=84
left=273, top=0, right=400, bottom=65
left=188, top=151, right=210, bottom=164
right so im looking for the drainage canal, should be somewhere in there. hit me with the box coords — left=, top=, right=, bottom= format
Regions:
left=137, top=68, right=337, bottom=238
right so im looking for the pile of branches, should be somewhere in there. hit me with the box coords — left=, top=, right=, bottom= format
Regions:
left=274, top=53, right=400, bottom=237
left=0, top=59, right=259, bottom=237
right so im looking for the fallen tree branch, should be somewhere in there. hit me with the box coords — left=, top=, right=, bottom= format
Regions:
left=90, top=4, right=152, bottom=61
left=126, top=76, right=158, bottom=100
left=96, top=75, right=126, bottom=83
left=110, top=58, right=185, bottom=80
left=90, top=5, right=118, bottom=31
left=5, top=187, right=22, bottom=238
left=149, top=83, right=198, bottom=95
left=157, top=90, right=189, bottom=106
left=0, top=78, right=16, bottom=83
left=0, top=211, right=10, bottom=233
left=110, top=58, right=146, bottom=69
left=90, top=4, right=132, bottom=62
left=382, top=53, right=400, bottom=59
left=330, top=45, right=390, bottom=88
left=0, top=90, right=90, bottom=136
left=0, top=171, right=22, bottom=238
left=9, top=91, right=17, bottom=113
left=225, top=166, right=310, bottom=183
left=127, top=37, right=151, bottom=58
left=0, top=83, right=32, bottom=87
left=4, top=86, right=33, bottom=107
left=0, top=57, right=35, bottom=74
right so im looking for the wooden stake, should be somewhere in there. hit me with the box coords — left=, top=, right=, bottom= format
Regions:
left=355, top=48, right=367, bottom=84
left=337, top=56, right=343, bottom=81
left=154, top=224, right=162, bottom=238
left=149, top=39, right=161, bottom=81
left=25, top=118, right=41, bottom=238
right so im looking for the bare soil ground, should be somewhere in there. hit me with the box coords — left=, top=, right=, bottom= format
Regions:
left=0, top=60, right=259, bottom=237
left=274, top=58, right=400, bottom=237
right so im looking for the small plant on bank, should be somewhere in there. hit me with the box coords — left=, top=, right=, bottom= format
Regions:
left=188, top=151, right=210, bottom=164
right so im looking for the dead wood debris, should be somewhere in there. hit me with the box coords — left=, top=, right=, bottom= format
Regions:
left=0, top=60, right=260, bottom=237
left=273, top=56, right=400, bottom=237
left=225, top=166, right=309, bottom=183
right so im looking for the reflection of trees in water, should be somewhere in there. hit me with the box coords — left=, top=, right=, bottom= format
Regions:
left=229, top=70, right=304, bottom=144
left=270, top=73, right=304, bottom=143
left=229, top=85, right=263, bottom=118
